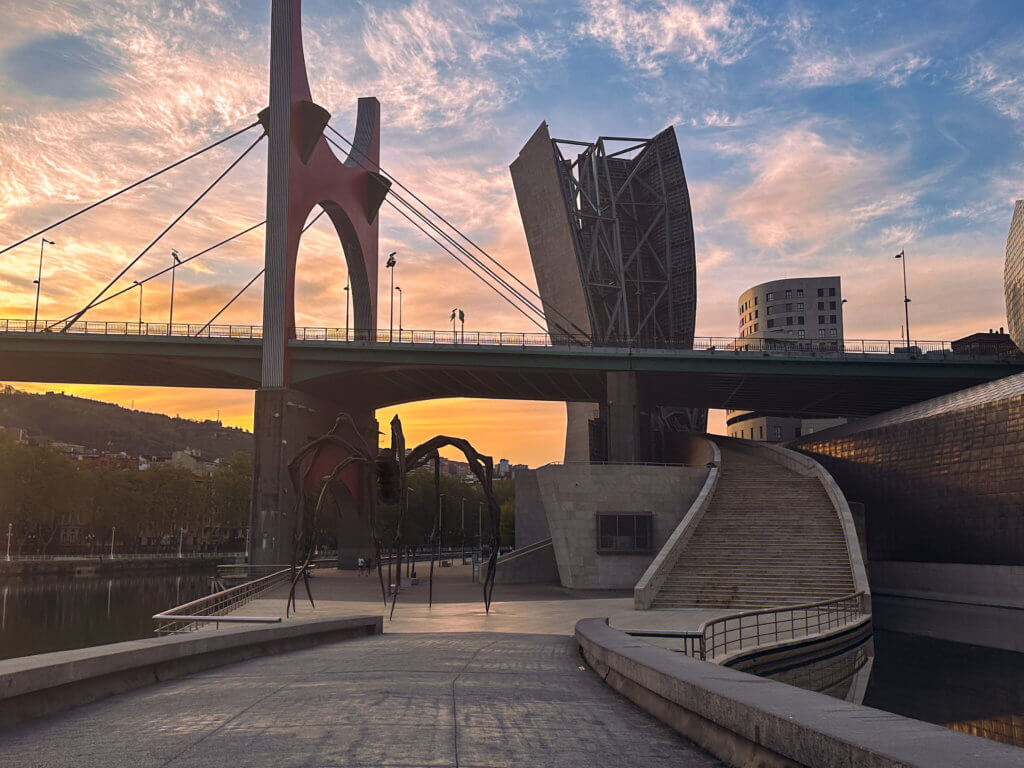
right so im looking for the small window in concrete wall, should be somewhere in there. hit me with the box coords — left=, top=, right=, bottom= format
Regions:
left=597, top=512, right=653, bottom=553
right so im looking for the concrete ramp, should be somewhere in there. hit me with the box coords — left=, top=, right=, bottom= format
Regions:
left=495, top=538, right=559, bottom=584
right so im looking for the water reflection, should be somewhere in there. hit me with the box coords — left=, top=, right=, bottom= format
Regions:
left=0, top=571, right=211, bottom=661
left=763, top=630, right=1024, bottom=749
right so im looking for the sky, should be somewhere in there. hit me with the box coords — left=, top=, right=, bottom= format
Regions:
left=1, top=0, right=1022, bottom=465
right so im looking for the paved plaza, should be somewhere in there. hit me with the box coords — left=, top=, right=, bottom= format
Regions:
left=2, top=632, right=723, bottom=768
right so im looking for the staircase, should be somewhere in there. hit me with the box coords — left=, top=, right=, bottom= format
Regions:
left=652, top=443, right=856, bottom=609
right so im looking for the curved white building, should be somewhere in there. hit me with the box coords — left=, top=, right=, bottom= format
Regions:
left=1005, top=200, right=1024, bottom=352
left=728, top=276, right=846, bottom=442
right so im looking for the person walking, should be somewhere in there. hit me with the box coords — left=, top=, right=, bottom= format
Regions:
left=357, top=555, right=365, bottom=575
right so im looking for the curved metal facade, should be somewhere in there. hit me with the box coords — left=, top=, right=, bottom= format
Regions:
left=1005, top=200, right=1024, bottom=351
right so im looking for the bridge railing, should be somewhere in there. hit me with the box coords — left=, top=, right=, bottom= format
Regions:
left=626, top=591, right=869, bottom=663
left=2, top=320, right=1017, bottom=360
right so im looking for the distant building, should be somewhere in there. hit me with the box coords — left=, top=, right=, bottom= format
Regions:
left=497, top=458, right=511, bottom=478
left=951, top=329, right=1020, bottom=358
left=170, top=448, right=216, bottom=477
left=729, top=276, right=847, bottom=443
left=0, top=426, right=28, bottom=443
left=1005, top=200, right=1024, bottom=351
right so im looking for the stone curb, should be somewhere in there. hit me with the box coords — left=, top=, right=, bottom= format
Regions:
left=575, top=617, right=1022, bottom=768
left=0, top=615, right=382, bottom=731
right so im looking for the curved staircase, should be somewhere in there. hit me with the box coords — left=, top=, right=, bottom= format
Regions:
left=651, top=441, right=857, bottom=609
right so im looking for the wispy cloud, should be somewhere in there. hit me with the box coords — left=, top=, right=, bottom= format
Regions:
left=784, top=50, right=931, bottom=88
left=960, top=50, right=1024, bottom=122
left=578, top=0, right=760, bottom=74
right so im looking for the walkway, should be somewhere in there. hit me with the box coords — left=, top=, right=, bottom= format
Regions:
left=0, top=633, right=723, bottom=768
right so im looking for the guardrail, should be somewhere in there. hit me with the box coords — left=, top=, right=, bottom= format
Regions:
left=1, top=319, right=1014, bottom=360
left=628, top=592, right=869, bottom=663
left=3, top=551, right=245, bottom=562
left=153, top=567, right=291, bottom=635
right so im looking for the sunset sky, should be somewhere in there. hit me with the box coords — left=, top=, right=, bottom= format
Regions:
left=1, top=0, right=1022, bottom=465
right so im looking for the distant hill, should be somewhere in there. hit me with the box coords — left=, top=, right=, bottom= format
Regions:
left=0, top=386, right=252, bottom=459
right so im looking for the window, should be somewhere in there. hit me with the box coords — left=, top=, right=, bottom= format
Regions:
left=795, top=427, right=802, bottom=438
left=830, top=315, right=836, bottom=323
left=817, top=301, right=825, bottom=310
left=798, top=316, right=805, bottom=325
left=767, top=319, right=775, bottom=328
left=597, top=513, right=653, bottom=553
left=797, top=330, right=805, bottom=338
left=797, top=303, right=804, bottom=310
left=796, top=289, right=804, bottom=297
left=755, top=309, right=759, bottom=318
left=767, top=306, right=773, bottom=315
left=754, top=296, right=758, bottom=305
left=818, top=329, right=826, bottom=337
left=753, top=323, right=759, bottom=331
left=829, top=301, right=836, bottom=310
left=829, top=287, right=836, bottom=296
left=766, top=292, right=774, bottom=300
left=818, top=315, right=825, bottom=324
left=785, top=289, right=792, bottom=298
left=786, top=317, right=793, bottom=326
left=817, top=288, right=824, bottom=297
left=759, top=425, right=764, bottom=439
left=785, top=303, right=793, bottom=311
left=772, top=426, right=782, bottom=440
left=830, top=328, right=838, bottom=337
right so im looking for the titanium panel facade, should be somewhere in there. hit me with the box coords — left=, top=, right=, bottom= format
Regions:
left=1005, top=200, right=1024, bottom=351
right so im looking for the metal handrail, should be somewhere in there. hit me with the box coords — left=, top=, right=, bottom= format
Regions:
left=152, top=566, right=291, bottom=635
left=0, top=319, right=1013, bottom=360
left=627, top=591, right=868, bottom=662
left=3, top=551, right=245, bottom=562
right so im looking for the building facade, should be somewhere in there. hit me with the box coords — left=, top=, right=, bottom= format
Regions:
left=510, top=122, right=705, bottom=461
left=728, top=276, right=846, bottom=442
left=1004, top=200, right=1024, bottom=351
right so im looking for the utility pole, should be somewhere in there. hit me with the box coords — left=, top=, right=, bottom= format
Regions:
left=386, top=251, right=397, bottom=340
left=33, top=238, right=54, bottom=330
left=168, top=249, right=181, bottom=334
left=895, top=250, right=911, bottom=348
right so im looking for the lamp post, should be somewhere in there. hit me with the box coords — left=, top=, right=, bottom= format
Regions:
left=450, top=308, right=457, bottom=339
left=459, top=309, right=465, bottom=343
left=168, top=249, right=181, bottom=335
left=109, top=526, right=116, bottom=560
left=33, top=237, right=54, bottom=330
left=5, top=523, right=11, bottom=561
left=133, top=280, right=144, bottom=326
left=461, top=497, right=466, bottom=565
left=439, top=492, right=446, bottom=555
left=178, top=527, right=185, bottom=559
left=895, top=250, right=911, bottom=348
left=478, top=501, right=483, bottom=558
left=386, top=251, right=397, bottom=341
left=344, top=277, right=350, bottom=341
left=395, top=286, right=402, bottom=340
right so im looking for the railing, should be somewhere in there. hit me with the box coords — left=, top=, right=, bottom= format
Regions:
left=627, top=592, right=869, bottom=663
left=0, top=319, right=1014, bottom=360
left=3, top=551, right=245, bottom=562
left=152, top=566, right=291, bottom=635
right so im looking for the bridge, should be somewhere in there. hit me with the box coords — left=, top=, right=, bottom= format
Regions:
left=1, top=322, right=1021, bottom=417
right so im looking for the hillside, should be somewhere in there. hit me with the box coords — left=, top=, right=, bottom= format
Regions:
left=0, top=387, right=252, bottom=459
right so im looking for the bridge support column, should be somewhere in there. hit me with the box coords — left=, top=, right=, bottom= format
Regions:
left=250, top=388, right=377, bottom=566
left=606, top=372, right=649, bottom=463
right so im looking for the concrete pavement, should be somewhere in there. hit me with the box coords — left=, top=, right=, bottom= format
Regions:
left=0, top=632, right=723, bottom=767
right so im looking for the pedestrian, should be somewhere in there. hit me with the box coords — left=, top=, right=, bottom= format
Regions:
left=357, top=555, right=365, bottom=574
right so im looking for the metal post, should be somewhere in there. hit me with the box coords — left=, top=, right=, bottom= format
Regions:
left=461, top=498, right=465, bottom=565
left=439, top=493, right=445, bottom=556
left=387, top=251, right=396, bottom=341
left=109, top=526, right=116, bottom=559
left=396, top=286, right=402, bottom=339
left=478, top=501, right=483, bottom=558
left=168, top=249, right=180, bottom=334
left=896, top=250, right=911, bottom=347
left=5, top=522, right=11, bottom=561
left=344, top=279, right=350, bottom=341
left=33, top=238, right=53, bottom=330
left=134, top=281, right=143, bottom=326
left=178, top=527, right=184, bottom=558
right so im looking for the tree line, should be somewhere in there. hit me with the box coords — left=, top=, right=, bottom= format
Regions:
left=0, top=434, right=252, bottom=555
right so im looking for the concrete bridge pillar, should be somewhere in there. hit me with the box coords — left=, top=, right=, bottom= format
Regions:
left=606, top=372, right=649, bottom=463
left=250, top=388, right=377, bottom=565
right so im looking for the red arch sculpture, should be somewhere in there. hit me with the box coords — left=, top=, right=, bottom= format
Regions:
left=261, top=0, right=389, bottom=384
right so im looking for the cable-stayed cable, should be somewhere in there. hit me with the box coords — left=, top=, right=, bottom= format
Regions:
left=0, top=121, right=261, bottom=259
left=325, top=127, right=589, bottom=341
left=57, top=133, right=266, bottom=331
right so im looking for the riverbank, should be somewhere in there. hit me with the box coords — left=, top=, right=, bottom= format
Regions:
left=0, top=553, right=242, bottom=578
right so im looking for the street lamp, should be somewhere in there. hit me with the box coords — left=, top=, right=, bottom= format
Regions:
left=439, top=492, right=446, bottom=554
left=5, top=522, right=11, bottom=561
left=133, top=280, right=144, bottom=326
left=395, top=285, right=402, bottom=339
left=33, top=238, right=54, bottom=330
left=895, top=250, right=911, bottom=347
left=168, top=249, right=181, bottom=335
left=449, top=308, right=465, bottom=342
left=178, top=527, right=185, bottom=558
left=109, top=526, right=116, bottom=560
left=386, top=251, right=397, bottom=341
left=344, top=277, right=350, bottom=341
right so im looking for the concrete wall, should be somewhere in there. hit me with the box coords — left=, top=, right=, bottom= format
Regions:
left=792, top=371, right=1024, bottom=566
left=495, top=539, right=559, bottom=584
left=529, top=464, right=710, bottom=589
left=513, top=467, right=550, bottom=549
